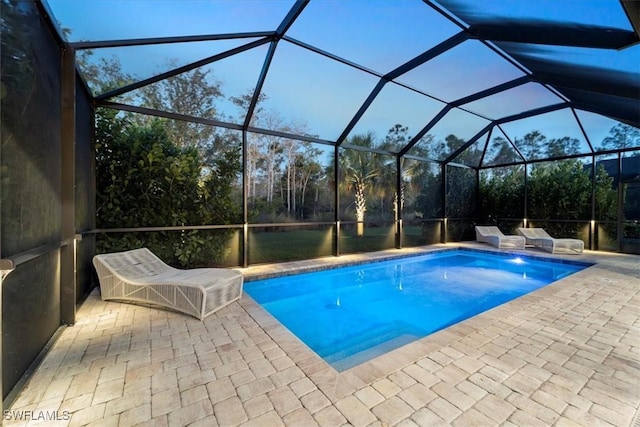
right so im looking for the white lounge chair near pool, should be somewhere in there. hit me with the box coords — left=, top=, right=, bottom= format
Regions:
left=93, top=248, right=243, bottom=320
left=475, top=226, right=525, bottom=249
left=517, top=227, right=584, bottom=254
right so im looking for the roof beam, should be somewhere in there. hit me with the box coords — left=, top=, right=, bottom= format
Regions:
left=442, top=123, right=493, bottom=165
left=284, top=36, right=382, bottom=78
left=397, top=76, right=533, bottom=157
left=276, top=0, right=309, bottom=38
left=443, top=102, right=568, bottom=164
left=335, top=80, right=387, bottom=145
left=402, top=153, right=443, bottom=164
left=95, top=37, right=272, bottom=101
left=341, top=143, right=396, bottom=156
left=495, top=102, right=569, bottom=126
left=533, top=70, right=639, bottom=100
left=450, top=75, right=532, bottom=107
left=336, top=31, right=467, bottom=145
left=558, top=89, right=640, bottom=127
left=572, top=108, right=595, bottom=153
left=70, top=31, right=274, bottom=49
left=496, top=125, right=527, bottom=162
left=504, top=50, right=639, bottom=100
left=398, top=105, right=452, bottom=156
left=244, top=40, right=278, bottom=129
left=478, top=127, right=492, bottom=167
left=245, top=1, right=309, bottom=131
left=468, top=21, right=638, bottom=49
left=383, top=31, right=469, bottom=81
left=97, top=101, right=244, bottom=130
left=621, top=0, right=640, bottom=41
left=97, top=101, right=337, bottom=146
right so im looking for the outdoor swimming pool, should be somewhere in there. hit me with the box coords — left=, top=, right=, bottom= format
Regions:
left=245, top=249, right=590, bottom=371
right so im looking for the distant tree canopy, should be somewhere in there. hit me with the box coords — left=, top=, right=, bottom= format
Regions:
left=82, top=54, right=245, bottom=266
left=478, top=159, right=619, bottom=236
left=599, top=123, right=640, bottom=151
left=476, top=125, right=637, bottom=235
left=527, top=160, right=593, bottom=220
left=81, top=48, right=638, bottom=254
left=95, top=108, right=241, bottom=267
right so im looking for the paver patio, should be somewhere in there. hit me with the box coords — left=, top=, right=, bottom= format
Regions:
left=5, top=243, right=640, bottom=426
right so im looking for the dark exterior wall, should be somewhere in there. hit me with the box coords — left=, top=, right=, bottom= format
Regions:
left=1, top=0, right=64, bottom=399
left=75, top=78, right=97, bottom=303
left=2, top=253, right=61, bottom=397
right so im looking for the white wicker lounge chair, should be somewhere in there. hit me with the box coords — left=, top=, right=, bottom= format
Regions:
left=517, top=228, right=584, bottom=254
left=475, top=226, right=526, bottom=249
left=93, top=248, right=243, bottom=320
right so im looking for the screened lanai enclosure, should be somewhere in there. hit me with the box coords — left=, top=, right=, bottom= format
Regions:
left=1, top=0, right=639, bottom=409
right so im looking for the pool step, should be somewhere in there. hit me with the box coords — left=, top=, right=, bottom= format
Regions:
left=320, top=322, right=422, bottom=371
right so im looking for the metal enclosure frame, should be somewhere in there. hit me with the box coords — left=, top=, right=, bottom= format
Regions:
left=0, top=0, right=639, bottom=409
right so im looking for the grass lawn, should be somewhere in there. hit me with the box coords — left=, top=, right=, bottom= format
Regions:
left=248, top=225, right=429, bottom=264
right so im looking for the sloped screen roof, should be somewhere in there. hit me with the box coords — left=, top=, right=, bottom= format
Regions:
left=46, top=0, right=640, bottom=167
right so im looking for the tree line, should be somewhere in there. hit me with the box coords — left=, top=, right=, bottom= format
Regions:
left=83, top=53, right=639, bottom=265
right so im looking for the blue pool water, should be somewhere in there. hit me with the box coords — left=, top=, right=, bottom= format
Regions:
left=245, top=249, right=589, bottom=371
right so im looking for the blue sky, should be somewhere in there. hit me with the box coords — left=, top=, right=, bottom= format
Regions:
left=49, top=0, right=294, bottom=40
left=47, top=0, right=637, bottom=151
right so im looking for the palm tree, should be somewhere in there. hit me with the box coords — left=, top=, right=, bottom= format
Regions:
left=341, top=132, right=381, bottom=236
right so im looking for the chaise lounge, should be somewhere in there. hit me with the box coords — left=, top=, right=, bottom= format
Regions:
left=517, top=227, right=584, bottom=254
left=475, top=226, right=526, bottom=249
left=93, top=248, right=243, bottom=320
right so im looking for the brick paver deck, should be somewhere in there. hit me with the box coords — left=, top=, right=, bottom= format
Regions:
left=5, top=244, right=640, bottom=426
